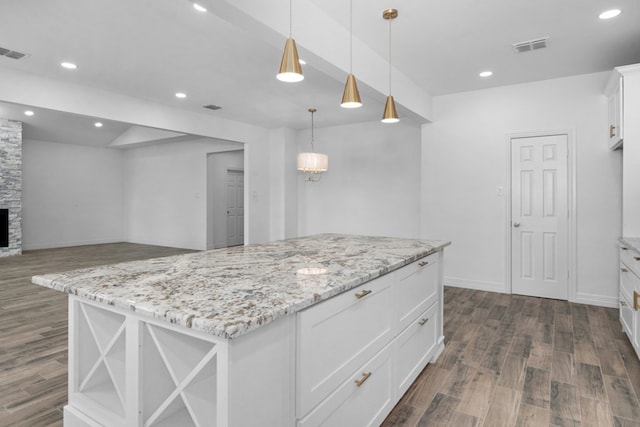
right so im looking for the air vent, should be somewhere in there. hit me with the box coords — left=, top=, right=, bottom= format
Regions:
left=512, top=37, right=549, bottom=53
left=203, top=104, right=222, bottom=111
left=0, top=46, right=29, bottom=60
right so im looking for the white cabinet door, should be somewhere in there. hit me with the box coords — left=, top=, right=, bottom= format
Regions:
left=297, top=275, right=394, bottom=417
left=607, top=77, right=623, bottom=149
left=395, top=254, right=438, bottom=332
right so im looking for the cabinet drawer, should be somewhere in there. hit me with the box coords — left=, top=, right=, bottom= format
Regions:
left=620, top=245, right=640, bottom=278
left=297, top=274, right=393, bottom=417
left=620, top=262, right=639, bottom=302
left=620, top=294, right=634, bottom=342
left=395, top=303, right=438, bottom=397
left=395, top=253, right=439, bottom=332
left=298, top=344, right=394, bottom=427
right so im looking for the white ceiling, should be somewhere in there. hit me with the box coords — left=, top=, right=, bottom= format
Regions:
left=0, top=0, right=639, bottom=145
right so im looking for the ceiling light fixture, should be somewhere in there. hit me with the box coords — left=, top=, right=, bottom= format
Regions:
left=297, top=108, right=328, bottom=182
left=381, top=9, right=399, bottom=124
left=193, top=3, right=207, bottom=12
left=599, top=9, right=621, bottom=19
left=94, top=122, right=103, bottom=128
left=277, top=0, right=304, bottom=82
left=61, top=62, right=78, bottom=70
left=341, top=0, right=362, bottom=108
left=24, top=110, right=34, bottom=116
left=175, top=92, right=187, bottom=98
left=479, top=70, right=493, bottom=78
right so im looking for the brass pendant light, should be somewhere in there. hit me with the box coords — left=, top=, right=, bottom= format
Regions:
left=340, top=0, right=362, bottom=108
left=382, top=8, right=399, bottom=123
left=277, top=0, right=304, bottom=82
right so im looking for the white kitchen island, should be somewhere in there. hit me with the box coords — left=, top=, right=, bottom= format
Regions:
left=32, top=234, right=450, bottom=427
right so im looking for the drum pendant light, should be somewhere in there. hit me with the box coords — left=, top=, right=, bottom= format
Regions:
left=382, top=9, right=399, bottom=123
left=297, top=108, right=328, bottom=182
left=277, top=0, right=304, bottom=82
left=340, top=0, right=362, bottom=108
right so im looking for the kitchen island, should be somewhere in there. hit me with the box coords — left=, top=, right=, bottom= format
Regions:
left=33, top=234, right=450, bottom=427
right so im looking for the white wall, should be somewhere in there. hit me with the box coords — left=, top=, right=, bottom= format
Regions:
left=422, top=72, right=622, bottom=306
left=22, top=139, right=125, bottom=249
left=124, top=138, right=244, bottom=250
left=207, top=150, right=244, bottom=249
left=298, top=120, right=422, bottom=239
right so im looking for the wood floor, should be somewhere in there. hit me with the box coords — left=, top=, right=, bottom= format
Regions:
left=382, top=287, right=640, bottom=427
left=1, top=244, right=639, bottom=426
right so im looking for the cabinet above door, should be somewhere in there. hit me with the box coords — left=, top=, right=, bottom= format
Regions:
left=605, top=71, right=623, bottom=150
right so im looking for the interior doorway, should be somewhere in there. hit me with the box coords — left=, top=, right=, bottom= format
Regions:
left=206, top=150, right=244, bottom=249
left=509, top=133, right=573, bottom=300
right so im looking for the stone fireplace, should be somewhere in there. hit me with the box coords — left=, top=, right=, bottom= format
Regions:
left=0, top=118, right=22, bottom=256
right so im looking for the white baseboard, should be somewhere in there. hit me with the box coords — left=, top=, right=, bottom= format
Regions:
left=23, top=237, right=124, bottom=251
left=574, top=292, right=618, bottom=308
left=444, top=277, right=508, bottom=293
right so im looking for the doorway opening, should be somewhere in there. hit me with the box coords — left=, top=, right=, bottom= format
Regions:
left=206, top=150, right=245, bottom=249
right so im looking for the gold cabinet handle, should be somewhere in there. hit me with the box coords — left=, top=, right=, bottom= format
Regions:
left=355, top=289, right=372, bottom=299
left=354, top=372, right=372, bottom=387
left=610, top=125, right=616, bottom=139
left=418, top=261, right=429, bottom=267
left=621, top=300, right=627, bottom=306
left=635, top=291, right=639, bottom=311
left=418, top=318, right=429, bottom=326
left=635, top=257, right=640, bottom=262
left=622, top=268, right=629, bottom=273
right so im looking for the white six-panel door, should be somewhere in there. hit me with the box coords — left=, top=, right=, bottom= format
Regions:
left=511, top=134, right=568, bottom=299
left=226, top=170, right=244, bottom=247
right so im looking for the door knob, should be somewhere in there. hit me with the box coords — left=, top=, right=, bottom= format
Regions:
left=513, top=222, right=520, bottom=228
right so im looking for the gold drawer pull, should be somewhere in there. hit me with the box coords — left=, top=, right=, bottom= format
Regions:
left=355, top=289, right=372, bottom=299
left=354, top=372, right=372, bottom=387
left=635, top=291, right=639, bottom=311
left=622, top=268, right=629, bottom=273
left=418, top=261, right=429, bottom=267
left=610, top=125, right=616, bottom=139
left=621, top=300, right=627, bottom=306
left=418, top=318, right=429, bottom=326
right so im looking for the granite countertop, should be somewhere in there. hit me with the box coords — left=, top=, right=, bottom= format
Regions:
left=620, top=237, right=640, bottom=253
left=32, top=234, right=450, bottom=339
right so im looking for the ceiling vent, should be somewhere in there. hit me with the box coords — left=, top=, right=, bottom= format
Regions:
left=0, top=46, right=29, bottom=60
left=512, top=37, right=549, bottom=53
left=203, top=104, right=222, bottom=111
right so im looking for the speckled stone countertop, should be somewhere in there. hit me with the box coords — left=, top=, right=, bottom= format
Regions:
left=620, top=237, right=640, bottom=253
left=32, top=234, right=450, bottom=339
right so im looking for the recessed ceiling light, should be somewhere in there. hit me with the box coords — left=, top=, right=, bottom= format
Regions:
left=175, top=92, right=187, bottom=99
left=599, top=9, right=621, bottom=19
left=193, top=3, right=207, bottom=12
left=24, top=110, right=34, bottom=116
left=298, top=59, right=307, bottom=65
left=61, top=62, right=78, bottom=70
left=94, top=122, right=103, bottom=128
left=479, top=71, right=493, bottom=78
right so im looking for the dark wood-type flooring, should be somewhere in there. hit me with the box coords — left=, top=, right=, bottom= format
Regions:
left=1, top=244, right=639, bottom=426
left=382, top=287, right=640, bottom=427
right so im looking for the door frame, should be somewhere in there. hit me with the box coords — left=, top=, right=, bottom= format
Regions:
left=505, top=130, right=577, bottom=301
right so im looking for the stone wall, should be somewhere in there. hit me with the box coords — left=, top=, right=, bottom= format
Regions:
left=0, top=118, right=22, bottom=256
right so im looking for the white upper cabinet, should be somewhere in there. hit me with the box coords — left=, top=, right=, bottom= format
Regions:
left=605, top=71, right=624, bottom=150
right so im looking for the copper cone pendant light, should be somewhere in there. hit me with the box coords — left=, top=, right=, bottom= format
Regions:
left=341, top=0, right=362, bottom=108
left=277, top=0, right=304, bottom=82
left=382, top=8, right=399, bottom=123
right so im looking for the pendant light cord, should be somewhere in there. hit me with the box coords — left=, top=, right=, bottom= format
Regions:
left=310, top=109, right=315, bottom=151
left=349, top=0, right=353, bottom=74
left=289, top=0, right=293, bottom=37
left=388, top=17, right=392, bottom=95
